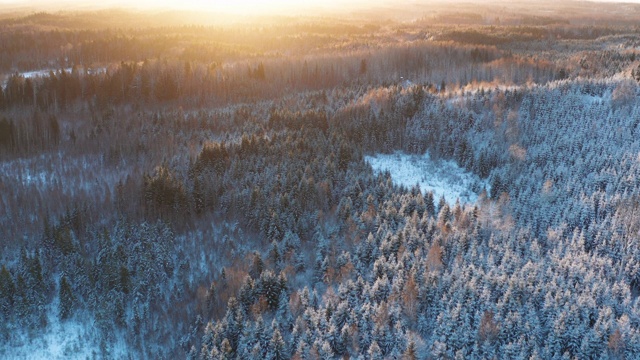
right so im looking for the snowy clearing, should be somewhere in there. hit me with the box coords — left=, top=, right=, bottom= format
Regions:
left=3, top=321, right=96, bottom=360
left=1, top=310, right=127, bottom=360
left=365, top=151, right=489, bottom=204
left=1, top=67, right=106, bottom=87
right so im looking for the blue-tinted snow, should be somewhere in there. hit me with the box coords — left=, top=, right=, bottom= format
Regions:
left=365, top=151, right=489, bottom=204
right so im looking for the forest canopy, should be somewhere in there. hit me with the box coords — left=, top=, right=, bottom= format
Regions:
left=2, top=1, right=640, bottom=358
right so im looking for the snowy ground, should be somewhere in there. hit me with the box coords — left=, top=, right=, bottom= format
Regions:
left=3, top=321, right=96, bottom=360
left=18, top=67, right=107, bottom=79
left=365, top=151, right=489, bottom=204
left=1, top=67, right=106, bottom=87
left=1, top=309, right=127, bottom=360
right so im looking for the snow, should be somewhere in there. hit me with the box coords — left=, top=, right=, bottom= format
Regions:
left=21, top=68, right=72, bottom=79
left=0, top=151, right=131, bottom=194
left=3, top=321, right=95, bottom=360
left=1, top=309, right=128, bottom=360
left=365, top=151, right=489, bottom=204
left=0, top=277, right=128, bottom=359
left=581, top=93, right=608, bottom=104
left=1, top=67, right=106, bottom=87
left=20, top=67, right=107, bottom=79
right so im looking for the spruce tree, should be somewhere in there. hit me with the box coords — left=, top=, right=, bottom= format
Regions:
left=59, top=276, right=74, bottom=320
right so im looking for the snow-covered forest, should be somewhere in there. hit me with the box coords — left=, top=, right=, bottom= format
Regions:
left=2, top=1, right=640, bottom=358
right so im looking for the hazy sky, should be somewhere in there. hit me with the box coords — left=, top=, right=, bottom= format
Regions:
left=0, top=0, right=375, bottom=14
left=0, top=0, right=638, bottom=15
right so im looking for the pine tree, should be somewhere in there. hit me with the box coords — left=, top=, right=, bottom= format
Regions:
left=360, top=59, right=368, bottom=75
left=276, top=290, right=293, bottom=331
left=223, top=297, right=244, bottom=351
left=404, top=340, right=418, bottom=360
left=269, top=240, right=281, bottom=271
left=368, top=340, right=383, bottom=360
left=267, top=329, right=286, bottom=360
left=0, top=265, right=15, bottom=318
left=119, top=266, right=131, bottom=294
left=238, top=277, right=255, bottom=312
left=155, top=71, right=178, bottom=101
left=318, top=340, right=334, bottom=360
left=250, top=253, right=265, bottom=279
left=220, top=338, right=233, bottom=360
left=255, top=315, right=270, bottom=353
left=425, top=191, right=436, bottom=217
left=314, top=254, right=329, bottom=284
left=259, top=270, right=282, bottom=310
left=193, top=177, right=205, bottom=214
left=294, top=252, right=306, bottom=273
left=59, top=276, right=74, bottom=320
left=359, top=305, right=373, bottom=350
left=437, top=202, right=451, bottom=228
left=206, top=281, right=217, bottom=317
left=0, top=117, right=13, bottom=150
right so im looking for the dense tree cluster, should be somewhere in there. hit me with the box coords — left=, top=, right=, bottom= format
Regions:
left=186, top=78, right=640, bottom=359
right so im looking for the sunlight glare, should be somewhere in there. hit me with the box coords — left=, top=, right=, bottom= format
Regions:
left=147, top=0, right=354, bottom=15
